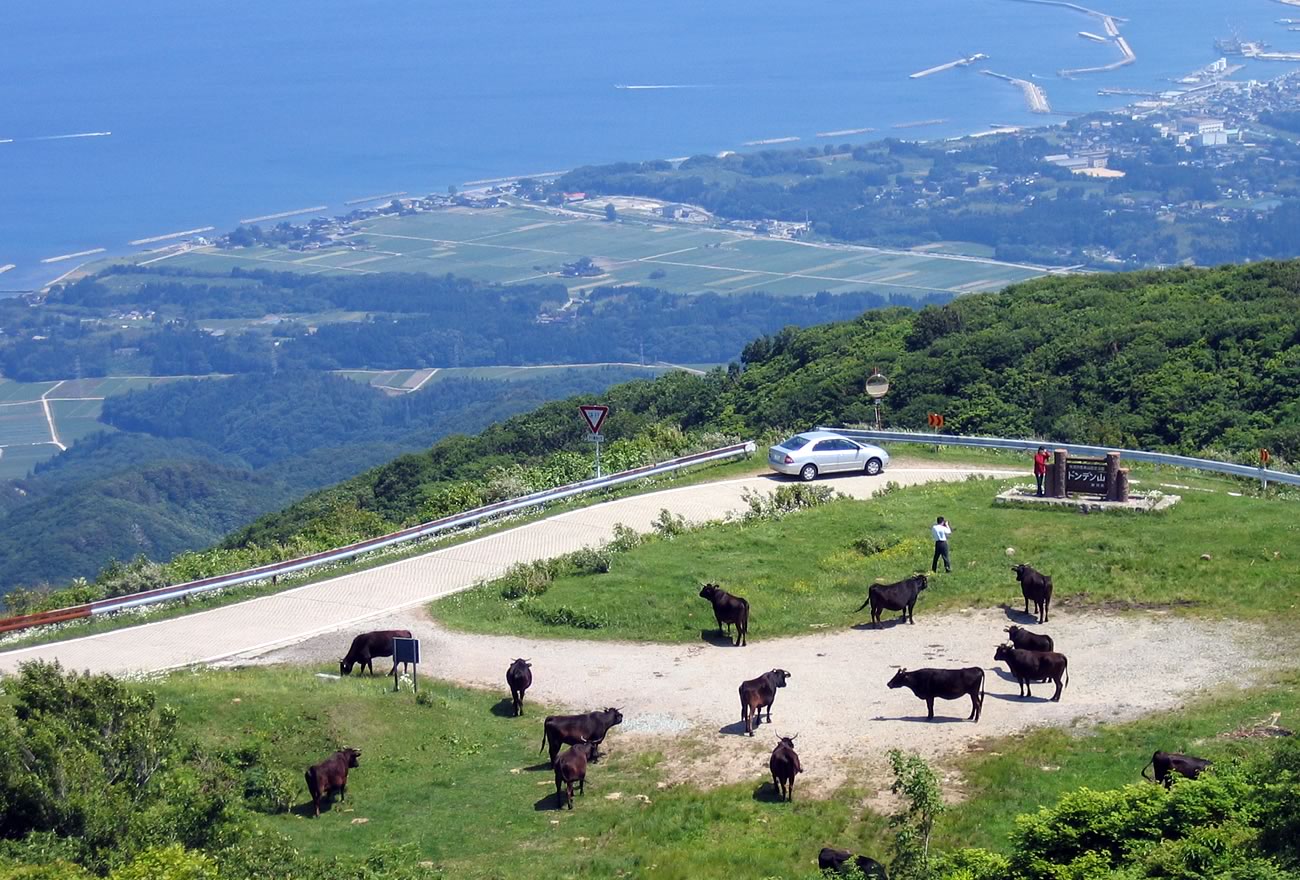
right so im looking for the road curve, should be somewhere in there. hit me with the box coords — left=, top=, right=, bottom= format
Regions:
left=0, top=467, right=1018, bottom=677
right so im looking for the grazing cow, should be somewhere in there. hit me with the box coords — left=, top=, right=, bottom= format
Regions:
left=855, top=574, right=928, bottom=628
left=553, top=741, right=598, bottom=809
left=304, top=747, right=361, bottom=818
left=1142, top=751, right=1212, bottom=787
left=818, top=848, right=889, bottom=879
left=506, top=658, right=532, bottom=717
left=339, top=629, right=413, bottom=677
left=994, top=644, right=1069, bottom=702
left=739, top=669, right=792, bottom=736
left=1005, top=625, right=1054, bottom=653
left=886, top=667, right=985, bottom=722
left=699, top=583, right=750, bottom=646
left=1011, top=564, right=1053, bottom=623
left=540, top=708, right=623, bottom=767
left=768, top=735, right=803, bottom=802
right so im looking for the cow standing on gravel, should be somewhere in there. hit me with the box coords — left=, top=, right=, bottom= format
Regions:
left=699, top=583, right=750, bottom=646
left=768, top=735, right=802, bottom=802
left=1012, top=564, right=1053, bottom=623
left=855, top=575, right=928, bottom=628
left=305, top=747, right=361, bottom=818
left=886, top=667, right=985, bottom=722
left=739, top=669, right=791, bottom=736
left=554, top=741, right=598, bottom=809
left=340, top=629, right=413, bottom=677
left=506, top=659, right=532, bottom=717
left=540, top=708, right=623, bottom=767
left=1005, top=625, right=1054, bottom=652
left=994, top=644, right=1069, bottom=701
left=1143, top=751, right=1212, bottom=787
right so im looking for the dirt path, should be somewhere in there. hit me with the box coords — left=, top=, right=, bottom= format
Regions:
left=236, top=605, right=1271, bottom=794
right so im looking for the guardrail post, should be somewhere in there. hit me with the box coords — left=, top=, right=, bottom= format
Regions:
left=1261, top=466, right=1269, bottom=492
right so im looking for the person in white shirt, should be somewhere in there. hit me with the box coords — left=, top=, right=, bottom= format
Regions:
left=931, top=516, right=952, bottom=573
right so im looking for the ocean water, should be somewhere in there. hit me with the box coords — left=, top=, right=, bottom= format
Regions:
left=1, top=0, right=1294, bottom=290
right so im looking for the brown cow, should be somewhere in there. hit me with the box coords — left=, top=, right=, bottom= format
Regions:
left=506, top=658, right=532, bottom=717
left=739, top=669, right=791, bottom=736
left=768, top=735, right=802, bottom=802
left=340, top=629, right=413, bottom=676
left=1011, top=564, right=1053, bottom=623
left=554, top=741, right=598, bottom=809
left=540, top=708, right=623, bottom=767
left=994, top=644, right=1069, bottom=702
left=886, top=667, right=985, bottom=722
left=699, top=583, right=749, bottom=646
left=1143, top=751, right=1212, bottom=787
left=818, top=848, right=889, bottom=878
left=305, top=747, right=361, bottom=818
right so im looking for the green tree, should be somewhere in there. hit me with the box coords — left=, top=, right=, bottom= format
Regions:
left=889, top=750, right=946, bottom=879
left=604, top=202, right=618, bottom=222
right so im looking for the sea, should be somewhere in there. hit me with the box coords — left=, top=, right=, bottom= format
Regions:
left=1, top=0, right=1295, bottom=291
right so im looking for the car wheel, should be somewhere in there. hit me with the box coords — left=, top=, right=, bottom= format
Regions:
left=865, top=457, right=883, bottom=476
left=799, top=463, right=818, bottom=482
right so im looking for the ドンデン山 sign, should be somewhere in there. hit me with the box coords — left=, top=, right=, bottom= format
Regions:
left=1047, top=449, right=1130, bottom=502
left=1065, top=457, right=1109, bottom=494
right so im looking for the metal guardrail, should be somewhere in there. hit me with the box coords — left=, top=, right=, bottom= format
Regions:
left=0, top=441, right=757, bottom=635
left=819, top=427, right=1300, bottom=489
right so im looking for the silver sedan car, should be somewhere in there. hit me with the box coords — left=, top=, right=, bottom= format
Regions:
left=767, top=430, right=890, bottom=481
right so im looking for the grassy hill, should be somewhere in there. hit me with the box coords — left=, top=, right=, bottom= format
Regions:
left=236, top=260, right=1300, bottom=553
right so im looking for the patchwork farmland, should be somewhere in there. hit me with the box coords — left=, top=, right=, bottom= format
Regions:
left=129, top=205, right=1050, bottom=298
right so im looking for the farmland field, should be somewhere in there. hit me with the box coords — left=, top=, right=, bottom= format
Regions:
left=0, top=376, right=189, bottom=478
left=119, top=204, right=1050, bottom=298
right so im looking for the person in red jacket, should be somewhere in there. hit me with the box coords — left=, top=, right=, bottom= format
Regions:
left=1033, top=446, right=1049, bottom=497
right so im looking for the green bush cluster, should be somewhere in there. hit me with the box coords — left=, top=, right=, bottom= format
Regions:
left=518, top=599, right=607, bottom=630
left=741, top=483, right=837, bottom=523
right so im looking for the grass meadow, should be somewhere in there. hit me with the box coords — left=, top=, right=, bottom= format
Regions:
left=140, top=661, right=1300, bottom=878
left=431, top=472, right=1300, bottom=643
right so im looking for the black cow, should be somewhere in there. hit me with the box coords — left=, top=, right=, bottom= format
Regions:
left=1005, top=625, right=1054, bottom=653
left=1142, top=751, right=1212, bottom=787
left=769, top=735, right=802, bottom=802
left=818, top=848, right=889, bottom=879
left=994, top=644, right=1069, bottom=702
left=855, top=574, right=928, bottom=628
left=506, top=658, right=532, bottom=717
left=554, top=741, right=598, bottom=809
left=699, top=583, right=750, bottom=646
left=886, top=667, right=985, bottom=722
left=540, top=708, right=623, bottom=766
left=739, top=669, right=791, bottom=736
left=340, top=629, right=413, bottom=676
left=305, top=747, right=361, bottom=818
left=1012, top=564, right=1053, bottom=623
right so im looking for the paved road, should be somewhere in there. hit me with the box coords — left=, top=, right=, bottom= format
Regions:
left=0, top=467, right=1017, bottom=677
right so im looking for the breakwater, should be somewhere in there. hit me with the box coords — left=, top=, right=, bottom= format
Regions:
left=981, top=70, right=1053, bottom=113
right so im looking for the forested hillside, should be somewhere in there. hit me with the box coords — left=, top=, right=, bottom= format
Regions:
left=0, top=368, right=649, bottom=591
left=0, top=267, right=934, bottom=381
left=237, top=260, right=1300, bottom=546
left=12, top=260, right=1300, bottom=611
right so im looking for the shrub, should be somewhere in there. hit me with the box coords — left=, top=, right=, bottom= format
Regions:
left=570, top=546, right=614, bottom=574
left=519, top=600, right=606, bottom=629
left=853, top=534, right=903, bottom=556
left=497, top=560, right=557, bottom=599
left=651, top=508, right=690, bottom=539
left=608, top=523, right=642, bottom=553
left=741, top=483, right=836, bottom=523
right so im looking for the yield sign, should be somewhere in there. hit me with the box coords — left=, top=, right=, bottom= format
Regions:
left=579, top=404, right=609, bottom=435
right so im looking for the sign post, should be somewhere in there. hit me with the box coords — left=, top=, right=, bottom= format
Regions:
left=864, top=371, right=889, bottom=431
left=392, top=637, right=421, bottom=694
left=579, top=405, right=610, bottom=478
left=1261, top=449, right=1271, bottom=490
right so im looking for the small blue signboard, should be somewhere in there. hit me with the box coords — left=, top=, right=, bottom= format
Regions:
left=392, top=637, right=421, bottom=693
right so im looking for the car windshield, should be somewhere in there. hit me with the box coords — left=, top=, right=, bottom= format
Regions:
left=780, top=435, right=812, bottom=450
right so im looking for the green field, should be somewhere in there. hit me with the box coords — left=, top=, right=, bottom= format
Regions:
left=119, top=205, right=1048, bottom=298
left=432, top=473, right=1300, bottom=643
left=126, top=615, right=1299, bottom=878
left=0, top=376, right=186, bottom=479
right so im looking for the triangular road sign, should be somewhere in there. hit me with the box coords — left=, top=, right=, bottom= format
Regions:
left=579, top=404, right=609, bottom=435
